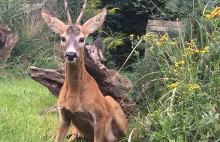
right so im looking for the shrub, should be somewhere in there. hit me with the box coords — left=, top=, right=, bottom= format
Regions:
left=1, top=0, right=63, bottom=73
left=128, top=5, right=220, bottom=141
left=0, top=0, right=27, bottom=32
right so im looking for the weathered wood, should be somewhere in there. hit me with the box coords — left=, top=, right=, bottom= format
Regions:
left=1, top=33, right=19, bottom=60
left=0, top=25, right=19, bottom=61
left=0, top=24, right=11, bottom=48
left=28, top=66, right=64, bottom=97
left=146, top=19, right=182, bottom=33
left=28, top=40, right=134, bottom=114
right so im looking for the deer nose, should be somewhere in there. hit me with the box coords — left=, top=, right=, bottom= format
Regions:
left=65, top=52, right=78, bottom=62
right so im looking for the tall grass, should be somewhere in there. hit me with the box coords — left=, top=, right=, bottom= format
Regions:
left=21, top=11, right=45, bottom=39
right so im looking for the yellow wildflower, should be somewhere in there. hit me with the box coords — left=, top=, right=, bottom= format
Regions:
left=174, top=62, right=179, bottom=68
left=174, top=61, right=185, bottom=68
left=186, top=42, right=190, bottom=45
left=205, top=14, right=212, bottom=19
left=200, top=49, right=209, bottom=54
left=195, top=49, right=199, bottom=53
left=160, top=33, right=168, bottom=42
left=156, top=42, right=162, bottom=46
left=109, top=8, right=120, bottom=14
left=204, top=46, right=210, bottom=50
left=179, top=60, right=185, bottom=65
left=191, top=38, right=197, bottom=42
left=205, top=6, right=220, bottom=19
left=149, top=46, right=154, bottom=51
left=187, top=84, right=201, bottom=91
left=168, top=82, right=180, bottom=88
left=149, top=34, right=159, bottom=39
left=130, top=34, right=134, bottom=37
left=185, top=47, right=198, bottom=55
left=170, top=41, right=177, bottom=45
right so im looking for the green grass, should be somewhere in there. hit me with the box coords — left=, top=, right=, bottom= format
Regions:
left=0, top=77, right=58, bottom=142
left=0, top=77, right=129, bottom=142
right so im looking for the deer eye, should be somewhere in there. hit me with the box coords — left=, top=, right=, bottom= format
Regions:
left=79, top=37, right=84, bottom=43
left=61, top=37, right=66, bottom=42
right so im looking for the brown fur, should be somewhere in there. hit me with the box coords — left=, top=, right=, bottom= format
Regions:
left=42, top=6, right=129, bottom=142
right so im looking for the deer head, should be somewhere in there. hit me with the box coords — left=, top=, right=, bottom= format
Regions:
left=42, top=0, right=106, bottom=63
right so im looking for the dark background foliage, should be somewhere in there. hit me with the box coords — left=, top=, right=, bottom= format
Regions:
left=99, top=0, right=167, bottom=68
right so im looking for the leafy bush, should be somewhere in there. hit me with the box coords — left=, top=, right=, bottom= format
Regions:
left=128, top=5, right=220, bottom=141
left=165, top=0, right=218, bottom=19
left=165, top=0, right=219, bottom=42
left=0, top=0, right=64, bottom=72
left=0, top=0, right=27, bottom=32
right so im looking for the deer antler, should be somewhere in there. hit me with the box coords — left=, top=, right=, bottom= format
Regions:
left=76, top=0, right=87, bottom=25
left=64, top=0, right=72, bottom=25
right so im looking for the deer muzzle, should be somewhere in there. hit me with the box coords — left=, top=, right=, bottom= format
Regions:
left=65, top=52, right=78, bottom=62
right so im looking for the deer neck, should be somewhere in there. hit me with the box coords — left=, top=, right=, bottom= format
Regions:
left=64, top=49, right=87, bottom=93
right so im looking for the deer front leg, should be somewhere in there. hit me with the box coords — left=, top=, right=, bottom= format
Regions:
left=55, top=109, right=71, bottom=142
left=93, top=116, right=107, bottom=142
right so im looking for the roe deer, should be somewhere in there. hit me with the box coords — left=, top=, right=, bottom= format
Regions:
left=42, top=0, right=129, bottom=141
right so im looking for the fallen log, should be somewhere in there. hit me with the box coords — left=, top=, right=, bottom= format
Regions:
left=28, top=39, right=134, bottom=114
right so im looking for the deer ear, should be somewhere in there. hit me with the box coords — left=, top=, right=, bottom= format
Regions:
left=82, top=8, right=106, bottom=37
left=42, top=11, right=67, bottom=35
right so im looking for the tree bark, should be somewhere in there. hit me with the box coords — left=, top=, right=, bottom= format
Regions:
left=0, top=25, right=18, bottom=61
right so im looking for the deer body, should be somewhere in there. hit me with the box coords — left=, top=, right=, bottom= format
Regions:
left=42, top=1, right=128, bottom=142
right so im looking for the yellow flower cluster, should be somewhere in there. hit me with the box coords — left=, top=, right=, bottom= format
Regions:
left=130, top=34, right=134, bottom=40
left=168, top=82, right=180, bottom=88
left=170, top=41, right=177, bottom=45
left=182, top=38, right=199, bottom=56
left=149, top=46, right=154, bottom=51
left=200, top=46, right=210, bottom=54
left=109, top=8, right=120, bottom=14
left=211, top=34, right=216, bottom=41
left=141, top=34, right=158, bottom=41
left=160, top=33, right=168, bottom=43
left=155, top=41, right=162, bottom=46
left=182, top=39, right=210, bottom=57
left=176, top=95, right=181, bottom=103
left=130, top=34, right=134, bottom=37
left=174, top=61, right=185, bottom=68
left=186, top=38, right=196, bottom=46
left=182, top=48, right=199, bottom=57
left=139, top=33, right=169, bottom=49
left=187, top=84, right=201, bottom=91
left=204, top=6, right=220, bottom=19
